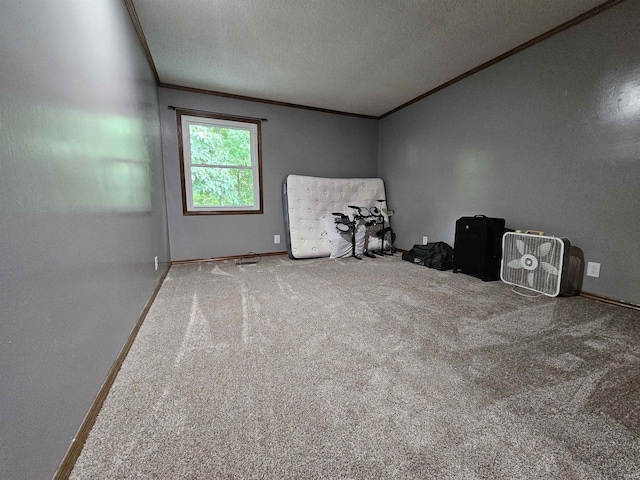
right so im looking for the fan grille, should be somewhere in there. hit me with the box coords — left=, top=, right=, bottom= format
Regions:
left=501, top=233, right=566, bottom=296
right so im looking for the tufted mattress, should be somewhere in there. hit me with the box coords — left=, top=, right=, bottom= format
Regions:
left=282, top=174, right=387, bottom=259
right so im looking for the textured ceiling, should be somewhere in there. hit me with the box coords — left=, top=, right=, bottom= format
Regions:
left=132, top=0, right=608, bottom=117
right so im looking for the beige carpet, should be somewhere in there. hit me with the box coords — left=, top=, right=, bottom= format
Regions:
left=71, top=254, right=640, bottom=479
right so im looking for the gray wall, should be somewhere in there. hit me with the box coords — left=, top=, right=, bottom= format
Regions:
left=159, top=88, right=378, bottom=261
left=379, top=1, right=640, bottom=305
left=0, top=1, right=169, bottom=479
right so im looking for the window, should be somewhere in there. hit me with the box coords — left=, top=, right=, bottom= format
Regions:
left=177, top=111, right=262, bottom=214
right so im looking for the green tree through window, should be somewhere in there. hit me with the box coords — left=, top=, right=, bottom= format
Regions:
left=178, top=112, right=262, bottom=215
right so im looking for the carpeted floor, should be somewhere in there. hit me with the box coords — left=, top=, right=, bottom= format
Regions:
left=71, top=254, right=640, bottom=479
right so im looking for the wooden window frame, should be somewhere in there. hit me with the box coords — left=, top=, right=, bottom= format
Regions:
left=177, top=110, right=263, bottom=215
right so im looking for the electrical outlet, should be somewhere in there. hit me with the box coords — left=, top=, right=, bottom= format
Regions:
left=274, top=235, right=281, bottom=244
left=586, top=262, right=600, bottom=278
left=422, top=236, right=428, bottom=245
left=154, top=256, right=158, bottom=271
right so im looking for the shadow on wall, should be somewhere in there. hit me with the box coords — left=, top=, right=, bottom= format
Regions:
left=564, top=246, right=585, bottom=296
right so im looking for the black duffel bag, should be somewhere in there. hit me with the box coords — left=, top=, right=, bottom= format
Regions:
left=402, top=242, right=454, bottom=271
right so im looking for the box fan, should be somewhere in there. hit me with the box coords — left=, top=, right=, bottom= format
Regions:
left=500, top=231, right=573, bottom=297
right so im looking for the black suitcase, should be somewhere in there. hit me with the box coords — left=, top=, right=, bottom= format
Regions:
left=453, top=215, right=505, bottom=281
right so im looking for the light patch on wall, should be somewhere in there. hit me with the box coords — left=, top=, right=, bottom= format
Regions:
left=12, top=106, right=152, bottom=212
left=45, top=110, right=148, bottom=164
left=616, top=80, right=640, bottom=119
left=597, top=72, right=640, bottom=166
left=599, top=74, right=640, bottom=123
left=455, top=151, right=494, bottom=200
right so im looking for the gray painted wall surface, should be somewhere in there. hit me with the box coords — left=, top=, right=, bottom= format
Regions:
left=159, top=88, right=378, bottom=261
left=0, top=2, right=169, bottom=479
left=379, top=1, right=640, bottom=305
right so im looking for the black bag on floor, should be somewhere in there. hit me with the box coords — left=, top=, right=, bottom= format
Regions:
left=402, top=242, right=454, bottom=271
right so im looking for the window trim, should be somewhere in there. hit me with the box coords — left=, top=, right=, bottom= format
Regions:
left=176, top=110, right=263, bottom=215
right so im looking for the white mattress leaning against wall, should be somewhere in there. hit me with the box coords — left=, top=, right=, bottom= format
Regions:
left=283, top=174, right=390, bottom=259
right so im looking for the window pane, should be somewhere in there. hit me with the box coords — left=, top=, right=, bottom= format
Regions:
left=191, top=167, right=254, bottom=207
left=189, top=124, right=251, bottom=166
left=180, top=113, right=262, bottom=214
